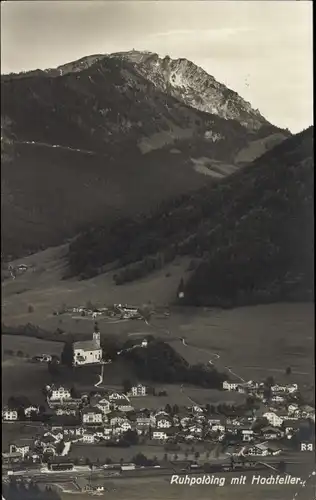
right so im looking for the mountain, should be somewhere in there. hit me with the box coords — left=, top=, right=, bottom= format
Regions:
left=68, top=127, right=313, bottom=306
left=112, top=51, right=268, bottom=130
left=1, top=52, right=288, bottom=259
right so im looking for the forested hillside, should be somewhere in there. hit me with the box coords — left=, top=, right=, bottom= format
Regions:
left=68, top=127, right=313, bottom=307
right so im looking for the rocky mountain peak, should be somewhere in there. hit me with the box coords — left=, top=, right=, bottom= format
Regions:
left=115, top=51, right=267, bottom=130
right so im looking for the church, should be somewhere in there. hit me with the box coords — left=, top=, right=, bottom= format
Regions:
left=73, top=327, right=103, bottom=366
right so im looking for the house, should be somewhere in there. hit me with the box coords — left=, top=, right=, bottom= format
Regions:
left=108, top=412, right=126, bottom=427
left=9, top=443, right=30, bottom=459
left=2, top=408, right=18, bottom=421
left=263, top=412, right=284, bottom=428
left=288, top=403, right=300, bottom=416
left=136, top=412, right=155, bottom=427
left=156, top=415, right=172, bottom=428
left=109, top=392, right=130, bottom=403
left=286, top=384, right=298, bottom=394
left=73, top=330, right=102, bottom=366
left=239, top=428, right=254, bottom=442
left=82, top=432, right=96, bottom=444
left=117, top=403, right=134, bottom=412
left=48, top=386, right=72, bottom=401
left=237, top=385, right=247, bottom=394
left=141, top=340, right=148, bottom=348
left=283, top=420, right=303, bottom=438
left=44, top=429, right=64, bottom=442
left=247, top=443, right=270, bottom=457
left=120, top=420, right=132, bottom=433
left=24, top=406, right=40, bottom=418
left=261, top=427, right=283, bottom=440
left=152, top=430, right=168, bottom=440
left=130, top=384, right=147, bottom=397
left=56, top=408, right=77, bottom=416
left=63, top=426, right=84, bottom=438
left=300, top=405, right=315, bottom=421
left=245, top=380, right=260, bottom=390
left=208, top=416, right=222, bottom=425
left=188, top=424, right=203, bottom=437
left=271, top=384, right=287, bottom=393
left=222, top=381, right=239, bottom=391
left=95, top=398, right=111, bottom=414
left=82, top=407, right=103, bottom=425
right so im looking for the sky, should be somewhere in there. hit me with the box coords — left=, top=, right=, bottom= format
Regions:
left=1, top=1, right=313, bottom=132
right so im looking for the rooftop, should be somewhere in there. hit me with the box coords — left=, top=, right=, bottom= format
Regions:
left=74, top=340, right=100, bottom=351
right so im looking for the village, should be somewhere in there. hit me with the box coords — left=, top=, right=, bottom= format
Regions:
left=2, top=307, right=315, bottom=495
left=3, top=350, right=315, bottom=482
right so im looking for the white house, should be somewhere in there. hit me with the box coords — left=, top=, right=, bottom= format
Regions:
left=82, top=407, right=103, bottom=425
left=222, top=381, right=239, bottom=391
left=152, top=430, right=168, bottom=440
left=9, top=443, right=30, bottom=459
left=261, top=427, right=283, bottom=440
left=96, top=398, right=111, bottom=414
left=109, top=414, right=126, bottom=427
left=211, top=423, right=226, bottom=434
left=141, top=340, right=148, bottom=348
left=137, top=413, right=155, bottom=427
left=82, top=432, right=96, bottom=444
left=247, top=444, right=270, bottom=457
left=2, top=409, right=18, bottom=421
left=240, top=429, right=254, bottom=442
left=263, top=412, right=284, bottom=428
left=73, top=331, right=102, bottom=366
left=49, top=386, right=72, bottom=401
left=156, top=416, right=172, bottom=428
left=130, top=384, right=147, bottom=397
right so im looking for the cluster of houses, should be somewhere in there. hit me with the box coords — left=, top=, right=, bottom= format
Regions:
left=60, top=303, right=142, bottom=321
left=223, top=379, right=299, bottom=403
left=3, top=376, right=315, bottom=466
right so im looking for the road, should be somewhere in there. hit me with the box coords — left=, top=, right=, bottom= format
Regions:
left=17, top=140, right=100, bottom=156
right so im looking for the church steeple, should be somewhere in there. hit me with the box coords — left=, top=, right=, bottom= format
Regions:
left=93, top=322, right=100, bottom=348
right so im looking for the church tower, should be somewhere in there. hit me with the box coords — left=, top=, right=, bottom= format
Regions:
left=93, top=322, right=100, bottom=348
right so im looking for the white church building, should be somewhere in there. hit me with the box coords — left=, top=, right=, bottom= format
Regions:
left=73, top=330, right=102, bottom=366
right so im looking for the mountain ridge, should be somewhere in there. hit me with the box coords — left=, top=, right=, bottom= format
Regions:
left=1, top=51, right=289, bottom=260
left=2, top=50, right=272, bottom=131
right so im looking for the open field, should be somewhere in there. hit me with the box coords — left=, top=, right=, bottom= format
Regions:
left=56, top=463, right=316, bottom=500
left=2, top=357, right=53, bottom=403
left=2, top=334, right=64, bottom=357
left=68, top=442, right=219, bottom=463
left=149, top=303, right=315, bottom=392
left=2, top=422, right=44, bottom=449
left=2, top=244, right=189, bottom=327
